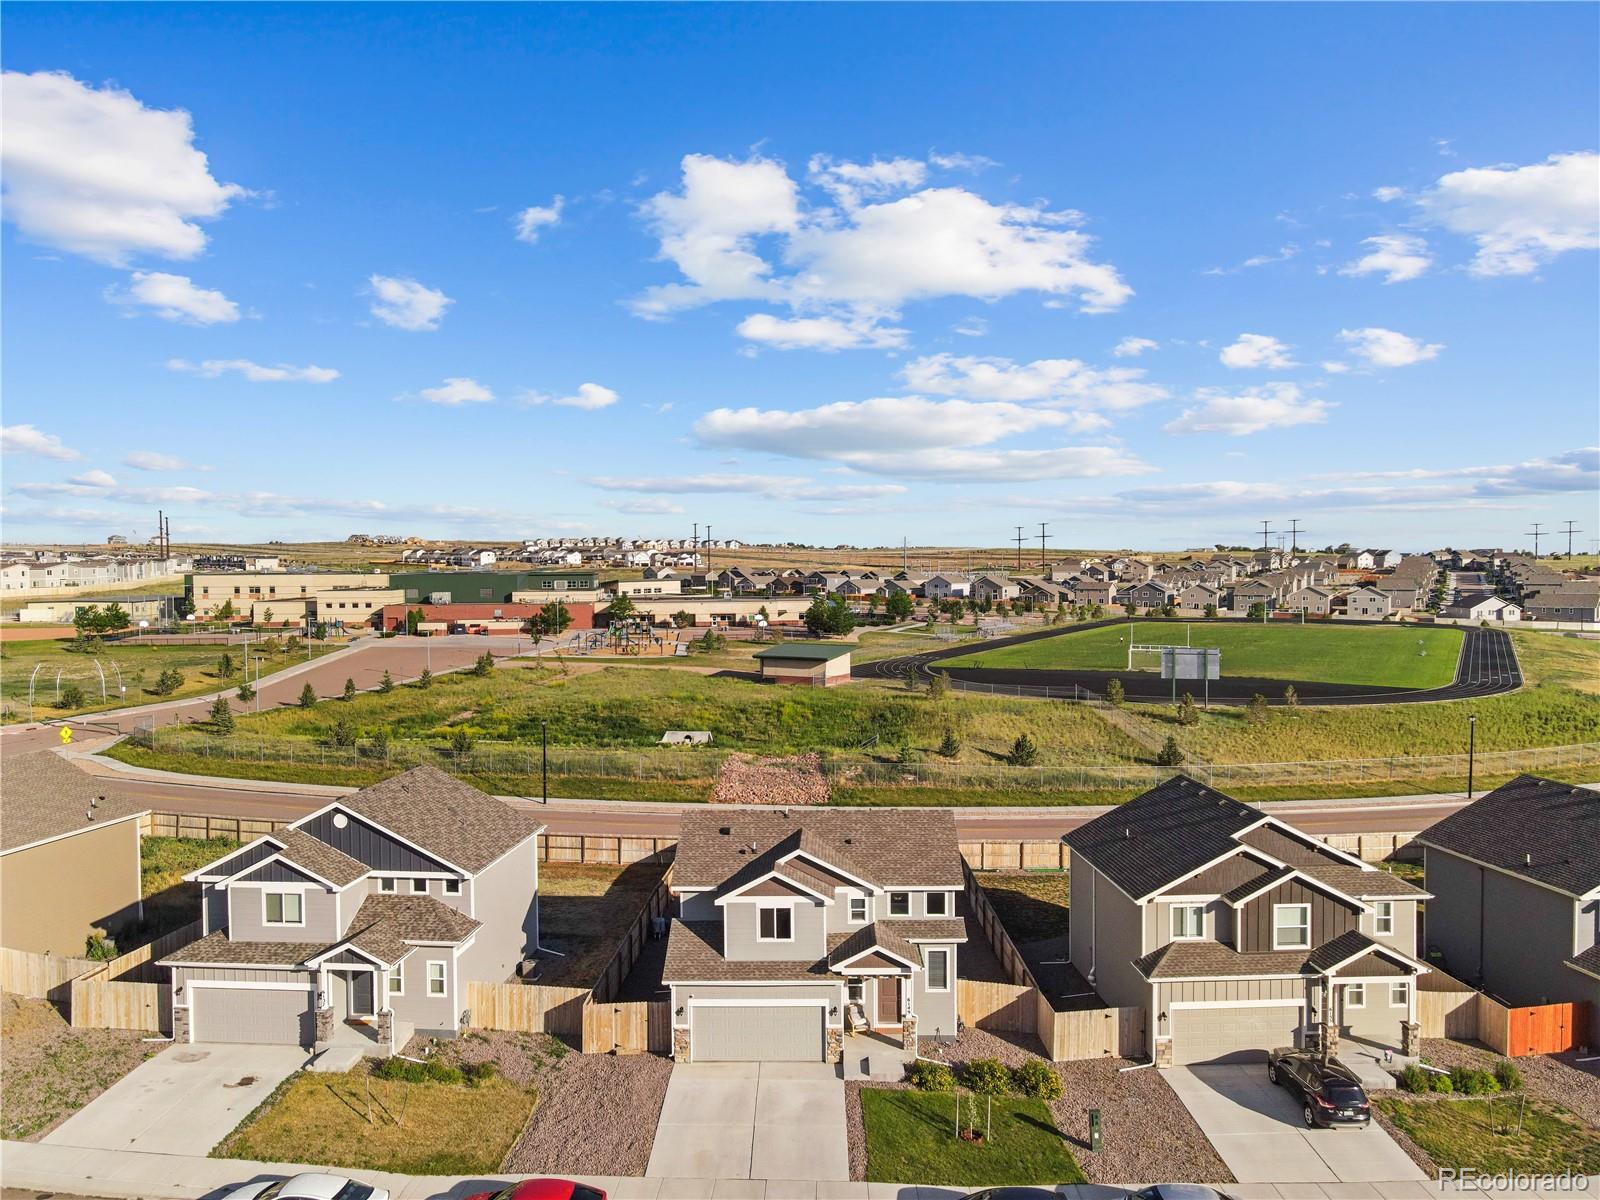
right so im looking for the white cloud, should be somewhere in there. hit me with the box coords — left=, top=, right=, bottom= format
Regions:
left=1410, top=152, right=1599, bottom=276
left=1204, top=244, right=1299, bottom=275
left=123, top=450, right=197, bottom=471
left=900, top=353, right=1166, bottom=413
left=416, top=377, right=494, bottom=406
left=928, top=151, right=998, bottom=173
left=0, top=70, right=244, bottom=265
left=862, top=446, right=1151, bottom=482
left=69, top=469, right=117, bottom=487
left=589, top=473, right=908, bottom=500
left=631, top=152, right=1131, bottom=333
left=2, top=424, right=82, bottom=461
left=1321, top=361, right=1350, bottom=374
left=168, top=358, right=339, bottom=383
left=953, top=317, right=988, bottom=338
left=367, top=274, right=452, bottom=331
left=736, top=312, right=907, bottom=351
left=514, top=195, right=565, bottom=243
left=1112, top=336, right=1158, bottom=358
left=601, top=497, right=685, bottom=515
left=1338, top=327, right=1444, bottom=368
left=521, top=382, right=619, bottom=411
left=107, top=271, right=239, bottom=324
left=1164, top=383, right=1332, bottom=436
left=1219, top=333, right=1297, bottom=370
left=1372, top=186, right=1406, bottom=203
left=1338, top=234, right=1432, bottom=284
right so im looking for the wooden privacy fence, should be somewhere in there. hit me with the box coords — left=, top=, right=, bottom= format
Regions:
left=143, top=812, right=286, bottom=842
left=592, top=868, right=673, bottom=1004
left=67, top=919, right=203, bottom=1032
left=1418, top=981, right=1482, bottom=1041
left=1505, top=1000, right=1589, bottom=1056
left=465, top=981, right=587, bottom=1039
left=961, top=833, right=1415, bottom=873
left=0, top=946, right=96, bottom=1001
left=541, top=835, right=676, bottom=866
left=583, top=998, right=672, bottom=1055
left=957, top=978, right=1034, bottom=1032
left=1044, top=1003, right=1146, bottom=1061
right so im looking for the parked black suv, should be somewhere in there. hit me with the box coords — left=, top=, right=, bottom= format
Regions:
left=1266, top=1048, right=1372, bottom=1128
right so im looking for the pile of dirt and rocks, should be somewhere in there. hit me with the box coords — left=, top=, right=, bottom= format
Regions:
left=712, top=751, right=830, bottom=805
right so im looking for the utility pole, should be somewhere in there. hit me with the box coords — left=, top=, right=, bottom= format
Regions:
left=1013, top=526, right=1025, bottom=574
left=902, top=537, right=908, bottom=573
left=1526, top=523, right=1545, bottom=559
left=1287, top=518, right=1305, bottom=557
left=1037, top=522, right=1049, bottom=571
left=1259, top=521, right=1275, bottom=557
left=1560, top=520, right=1582, bottom=558
left=705, top=525, right=712, bottom=580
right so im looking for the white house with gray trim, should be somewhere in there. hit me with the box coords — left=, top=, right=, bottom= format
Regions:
left=662, top=809, right=967, bottom=1064
left=162, top=765, right=543, bottom=1053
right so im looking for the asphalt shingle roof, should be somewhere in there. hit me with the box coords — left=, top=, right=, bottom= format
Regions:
left=161, top=930, right=323, bottom=968
left=339, top=893, right=479, bottom=964
left=0, top=752, right=149, bottom=854
left=332, top=764, right=544, bottom=874
left=1416, top=775, right=1599, bottom=897
left=661, top=920, right=838, bottom=983
left=828, top=923, right=919, bottom=969
left=1133, top=931, right=1419, bottom=981
left=1566, top=945, right=1600, bottom=980
left=274, top=829, right=368, bottom=887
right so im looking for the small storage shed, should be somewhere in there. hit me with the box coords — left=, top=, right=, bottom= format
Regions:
left=753, top=642, right=854, bottom=687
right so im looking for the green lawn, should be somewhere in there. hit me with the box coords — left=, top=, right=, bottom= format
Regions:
left=1377, top=1094, right=1600, bottom=1174
left=942, top=621, right=1464, bottom=689
left=141, top=835, right=237, bottom=939
left=859, top=1087, right=1086, bottom=1185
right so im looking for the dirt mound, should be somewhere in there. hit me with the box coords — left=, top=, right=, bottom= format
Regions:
left=712, top=752, right=830, bottom=806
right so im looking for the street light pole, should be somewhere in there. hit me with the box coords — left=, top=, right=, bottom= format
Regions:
left=1466, top=714, right=1477, bottom=799
left=540, top=719, right=549, bottom=805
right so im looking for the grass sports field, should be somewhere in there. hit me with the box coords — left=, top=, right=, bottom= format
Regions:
left=941, top=621, right=1464, bottom=689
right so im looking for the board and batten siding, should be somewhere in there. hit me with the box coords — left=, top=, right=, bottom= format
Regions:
left=1158, top=977, right=1307, bottom=1005
left=1236, top=879, right=1359, bottom=953
left=172, top=965, right=312, bottom=986
left=299, top=809, right=452, bottom=873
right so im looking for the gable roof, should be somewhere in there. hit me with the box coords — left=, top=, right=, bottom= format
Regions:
left=0, top=752, right=149, bottom=855
left=270, top=829, right=369, bottom=888
left=673, top=808, right=962, bottom=891
left=305, top=765, right=544, bottom=875
left=331, top=893, right=480, bottom=965
left=828, top=922, right=920, bottom=970
left=1416, top=775, right=1598, bottom=897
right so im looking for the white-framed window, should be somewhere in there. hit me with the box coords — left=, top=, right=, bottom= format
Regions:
left=925, top=891, right=950, bottom=916
left=263, top=891, right=304, bottom=926
left=426, top=961, right=447, bottom=997
left=443, top=878, right=462, bottom=895
left=1344, top=982, right=1366, bottom=1008
left=411, top=878, right=428, bottom=894
left=1170, top=904, right=1205, bottom=940
left=888, top=892, right=910, bottom=916
left=847, top=895, right=868, bottom=924
left=1272, top=904, right=1311, bottom=950
left=847, top=979, right=865, bottom=1005
left=386, top=966, right=404, bottom=996
left=1373, top=901, right=1395, bottom=936
left=379, top=877, right=397, bottom=893
left=925, top=948, right=950, bottom=992
left=758, top=906, right=794, bottom=941
left=1390, top=982, right=1409, bottom=1008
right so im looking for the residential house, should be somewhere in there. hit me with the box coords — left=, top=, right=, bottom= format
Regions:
left=663, top=809, right=968, bottom=1062
left=1117, top=580, right=1177, bottom=611
left=1344, top=586, right=1393, bottom=619
left=1073, top=580, right=1114, bottom=609
left=923, top=574, right=971, bottom=601
left=1177, top=583, right=1224, bottom=612
left=1369, top=550, right=1401, bottom=570
left=969, top=575, right=1020, bottom=604
left=1442, top=594, right=1523, bottom=622
left=1524, top=589, right=1600, bottom=624
left=161, top=766, right=544, bottom=1051
left=0, top=753, right=150, bottom=956
left=882, top=576, right=928, bottom=599
left=1067, top=776, right=1430, bottom=1066
left=1229, top=578, right=1279, bottom=613
left=836, top=578, right=884, bottom=599
left=1415, top=776, right=1598, bottom=1046
left=1284, top=585, right=1337, bottom=617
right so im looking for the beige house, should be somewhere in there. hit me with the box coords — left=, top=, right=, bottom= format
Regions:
left=0, top=754, right=150, bottom=956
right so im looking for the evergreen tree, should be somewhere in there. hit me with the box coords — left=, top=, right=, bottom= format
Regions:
left=299, top=682, right=318, bottom=708
left=237, top=680, right=255, bottom=703
left=343, top=677, right=358, bottom=701
left=378, top=669, right=395, bottom=694
left=418, top=668, right=434, bottom=689
left=1247, top=693, right=1269, bottom=724
left=1105, top=678, right=1125, bottom=707
left=937, top=728, right=961, bottom=758
left=218, top=653, right=234, bottom=678
left=1155, top=735, right=1184, bottom=766
left=1006, top=732, right=1039, bottom=767
left=1176, top=692, right=1199, bottom=726
left=209, top=695, right=235, bottom=733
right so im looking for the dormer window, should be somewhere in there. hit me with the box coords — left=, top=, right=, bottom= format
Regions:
left=758, top=906, right=793, bottom=941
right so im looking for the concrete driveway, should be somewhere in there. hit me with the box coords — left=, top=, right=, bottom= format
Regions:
left=1166, top=1064, right=1426, bottom=1184
left=645, top=1061, right=848, bottom=1182
left=43, top=1043, right=307, bottom=1155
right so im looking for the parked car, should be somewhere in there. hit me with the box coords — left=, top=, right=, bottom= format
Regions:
left=963, top=1190, right=1059, bottom=1200
left=465, top=1181, right=607, bottom=1200
left=1128, top=1187, right=1239, bottom=1200
left=223, top=1174, right=389, bottom=1200
left=1266, top=1048, right=1372, bottom=1128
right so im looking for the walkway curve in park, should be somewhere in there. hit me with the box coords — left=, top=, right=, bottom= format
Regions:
left=852, top=617, right=1523, bottom=706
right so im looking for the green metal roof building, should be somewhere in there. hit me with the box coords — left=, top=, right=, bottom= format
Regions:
left=387, top=568, right=599, bottom=604
left=753, top=641, right=854, bottom=686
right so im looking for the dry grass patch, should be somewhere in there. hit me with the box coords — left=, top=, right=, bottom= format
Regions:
left=980, top=872, right=1069, bottom=944
left=213, top=1065, right=533, bottom=1174
left=537, top=860, right=667, bottom=988
left=0, top=993, right=156, bottom=1140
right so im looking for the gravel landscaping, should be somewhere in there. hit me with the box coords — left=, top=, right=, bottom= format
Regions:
left=417, top=1030, right=673, bottom=1175
left=866, top=1026, right=1232, bottom=1185
left=0, top=993, right=156, bottom=1141
left=1418, top=1038, right=1600, bottom=1128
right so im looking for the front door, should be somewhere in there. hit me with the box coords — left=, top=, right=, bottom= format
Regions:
left=876, top=976, right=901, bottom=1026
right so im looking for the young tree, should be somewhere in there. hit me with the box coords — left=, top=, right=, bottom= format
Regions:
left=72, top=605, right=102, bottom=637
left=534, top=600, right=572, bottom=636
left=938, top=728, right=962, bottom=759
left=470, top=651, right=494, bottom=678
left=866, top=593, right=881, bottom=613
left=1176, top=692, right=1199, bottom=726
left=237, top=680, right=256, bottom=702
left=1247, top=601, right=1267, bottom=621
left=58, top=682, right=86, bottom=710
left=1246, top=693, right=1269, bottom=724
left=330, top=714, right=357, bottom=748
left=418, top=667, right=434, bottom=689
left=261, top=607, right=275, bottom=627
left=671, top=610, right=695, bottom=629
left=884, top=591, right=914, bottom=621
left=1203, top=603, right=1218, bottom=618
left=343, top=677, right=358, bottom=701
left=153, top=668, right=183, bottom=696
left=607, top=592, right=637, bottom=621
left=449, top=727, right=474, bottom=755
left=927, top=671, right=949, bottom=701
left=367, top=727, right=391, bottom=760
left=209, top=695, right=235, bottom=733
left=404, top=608, right=425, bottom=635
left=378, top=669, right=395, bottom=694
left=100, top=603, right=130, bottom=632
left=313, top=622, right=330, bottom=641
left=804, top=595, right=856, bottom=637
left=299, top=682, right=318, bottom=708
left=1155, top=735, right=1185, bottom=766
left=216, top=599, right=237, bottom=621
left=1105, top=678, right=1125, bottom=707
left=1006, top=732, right=1040, bottom=767
left=1283, top=684, right=1299, bottom=708
left=218, top=652, right=235, bottom=678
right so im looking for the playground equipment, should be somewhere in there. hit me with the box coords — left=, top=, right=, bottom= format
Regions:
left=575, top=619, right=669, bottom=656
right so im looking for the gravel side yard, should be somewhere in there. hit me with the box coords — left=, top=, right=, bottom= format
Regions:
left=869, top=1026, right=1232, bottom=1185
left=0, top=993, right=157, bottom=1140
left=1419, top=1038, right=1600, bottom=1128
left=419, top=1029, right=672, bottom=1176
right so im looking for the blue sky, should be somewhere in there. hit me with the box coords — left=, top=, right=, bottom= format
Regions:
left=3, top=3, right=1597, bottom=551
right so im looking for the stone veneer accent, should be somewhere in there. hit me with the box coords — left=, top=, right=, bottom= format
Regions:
left=1319, top=1021, right=1340, bottom=1058
left=825, top=1026, right=843, bottom=1064
left=673, top=1025, right=691, bottom=1061
left=901, top=1013, right=918, bottom=1056
left=172, top=1004, right=191, bottom=1044
left=377, top=1008, right=394, bottom=1053
left=314, top=1006, right=334, bottom=1044
left=1153, top=1036, right=1173, bottom=1068
left=1401, top=1020, right=1420, bottom=1056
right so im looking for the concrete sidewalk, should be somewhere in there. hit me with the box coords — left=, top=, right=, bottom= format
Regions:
left=3, top=1141, right=1596, bottom=1200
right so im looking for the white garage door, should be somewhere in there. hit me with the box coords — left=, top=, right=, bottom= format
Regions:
left=691, top=1004, right=824, bottom=1062
left=192, top=987, right=315, bottom=1045
left=1171, top=1004, right=1303, bottom=1065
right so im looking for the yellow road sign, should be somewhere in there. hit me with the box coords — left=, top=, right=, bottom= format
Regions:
left=59, top=726, right=73, bottom=745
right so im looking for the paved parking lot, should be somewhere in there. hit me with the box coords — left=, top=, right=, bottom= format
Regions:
left=645, top=1061, right=848, bottom=1181
left=42, top=1043, right=307, bottom=1156
left=1166, top=1063, right=1425, bottom=1184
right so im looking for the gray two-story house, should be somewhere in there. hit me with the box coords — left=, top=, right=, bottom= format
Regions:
left=161, top=765, right=543, bottom=1052
left=1414, top=775, right=1598, bottom=1046
left=662, top=809, right=967, bottom=1063
left=1068, top=776, right=1430, bottom=1066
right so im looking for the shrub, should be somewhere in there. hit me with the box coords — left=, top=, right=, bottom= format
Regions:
left=1246, top=693, right=1269, bottom=724
left=1105, top=678, right=1125, bottom=707
left=907, top=1060, right=954, bottom=1092
left=1451, top=1066, right=1500, bottom=1095
left=343, top=677, right=358, bottom=701
left=374, top=1056, right=464, bottom=1085
left=470, top=652, right=495, bottom=678
left=962, top=1057, right=1012, bottom=1096
left=927, top=671, right=949, bottom=701
left=418, top=668, right=434, bottom=689
left=938, top=728, right=961, bottom=758
left=1283, top=684, right=1299, bottom=708
left=449, top=727, right=475, bottom=755
left=330, top=715, right=357, bottom=749
left=1012, top=1060, right=1064, bottom=1100
left=1154, top=735, right=1184, bottom=767
left=85, top=930, right=118, bottom=960
left=58, top=682, right=86, bottom=710
left=378, top=669, right=395, bottom=694
left=1175, top=692, right=1199, bottom=726
left=1006, top=733, right=1039, bottom=768
left=1430, top=1072, right=1455, bottom=1093
left=462, top=1061, right=498, bottom=1088
left=1493, top=1059, right=1523, bottom=1091
left=1396, top=1063, right=1431, bottom=1093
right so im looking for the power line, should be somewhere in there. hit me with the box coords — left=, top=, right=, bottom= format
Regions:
left=1037, top=522, right=1049, bottom=572
left=1258, top=520, right=1275, bottom=555
left=1560, top=520, right=1583, bottom=558
left=1286, top=518, right=1305, bottom=556
left=1526, top=522, right=1545, bottom=558
left=1014, top=525, right=1025, bottom=574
